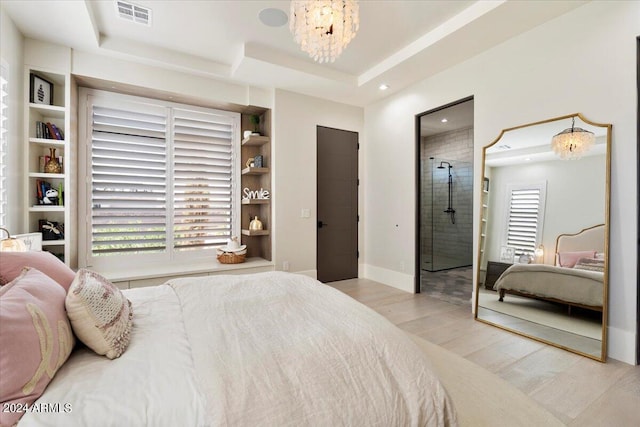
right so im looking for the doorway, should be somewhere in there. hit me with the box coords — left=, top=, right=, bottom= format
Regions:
left=415, top=97, right=474, bottom=305
left=317, top=126, right=359, bottom=283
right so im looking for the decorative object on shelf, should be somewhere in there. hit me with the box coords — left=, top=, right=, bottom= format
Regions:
left=499, top=246, right=516, bottom=263
left=243, top=130, right=253, bottom=139
left=245, top=157, right=255, bottom=168
left=35, top=179, right=64, bottom=206
left=38, top=220, right=64, bottom=241
left=13, top=233, right=43, bottom=251
left=29, top=73, right=53, bottom=105
left=39, top=154, right=63, bottom=173
left=42, top=188, right=59, bottom=205
left=290, top=0, right=359, bottom=63
left=44, top=148, right=62, bottom=174
left=518, top=252, right=533, bottom=264
left=216, top=236, right=247, bottom=264
left=242, top=187, right=270, bottom=200
left=551, top=117, right=595, bottom=160
left=254, top=155, right=263, bottom=168
left=0, top=228, right=27, bottom=252
left=249, top=216, right=264, bottom=231
left=250, top=115, right=260, bottom=134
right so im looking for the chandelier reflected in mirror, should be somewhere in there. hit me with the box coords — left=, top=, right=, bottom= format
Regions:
left=551, top=117, right=595, bottom=160
left=290, top=0, right=359, bottom=63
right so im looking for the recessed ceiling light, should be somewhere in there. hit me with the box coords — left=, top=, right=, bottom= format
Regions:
left=379, top=84, right=389, bottom=90
left=259, top=8, right=288, bottom=27
left=441, top=118, right=448, bottom=123
left=525, top=158, right=531, bottom=161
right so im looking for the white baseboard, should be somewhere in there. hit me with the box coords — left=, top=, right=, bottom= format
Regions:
left=361, top=264, right=415, bottom=293
left=294, top=269, right=317, bottom=280
left=607, top=326, right=637, bottom=365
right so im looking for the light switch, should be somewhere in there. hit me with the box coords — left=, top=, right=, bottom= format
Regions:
left=301, top=208, right=310, bottom=218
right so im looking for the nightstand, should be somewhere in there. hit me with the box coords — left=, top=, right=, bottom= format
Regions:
left=484, top=261, right=512, bottom=290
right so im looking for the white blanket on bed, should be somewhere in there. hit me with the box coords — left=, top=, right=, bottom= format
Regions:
left=18, top=285, right=208, bottom=427
left=167, top=271, right=457, bottom=426
left=19, top=272, right=456, bottom=426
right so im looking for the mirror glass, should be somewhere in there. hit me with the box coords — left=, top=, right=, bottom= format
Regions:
left=475, top=114, right=610, bottom=361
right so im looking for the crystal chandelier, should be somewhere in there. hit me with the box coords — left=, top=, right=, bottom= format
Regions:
left=551, top=117, right=595, bottom=160
left=290, top=0, right=360, bottom=63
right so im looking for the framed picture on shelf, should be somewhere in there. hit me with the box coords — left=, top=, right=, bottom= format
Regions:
left=499, top=246, right=516, bottom=263
left=30, top=73, right=53, bottom=105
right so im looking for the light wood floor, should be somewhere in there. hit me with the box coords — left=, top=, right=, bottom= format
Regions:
left=328, top=278, right=640, bottom=426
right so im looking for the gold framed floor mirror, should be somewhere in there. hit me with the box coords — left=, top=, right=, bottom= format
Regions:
left=474, top=113, right=611, bottom=361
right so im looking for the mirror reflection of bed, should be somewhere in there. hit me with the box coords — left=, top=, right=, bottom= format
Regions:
left=479, top=225, right=605, bottom=357
left=475, top=113, right=610, bottom=361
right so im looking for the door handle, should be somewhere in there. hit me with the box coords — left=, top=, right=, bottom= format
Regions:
left=318, top=221, right=328, bottom=228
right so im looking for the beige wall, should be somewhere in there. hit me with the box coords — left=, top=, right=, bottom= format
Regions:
left=273, top=89, right=364, bottom=277
left=363, top=1, right=638, bottom=363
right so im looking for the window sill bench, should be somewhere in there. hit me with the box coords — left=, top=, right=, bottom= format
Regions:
left=99, top=257, right=274, bottom=289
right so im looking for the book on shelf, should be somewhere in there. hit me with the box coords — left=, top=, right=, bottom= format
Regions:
left=50, top=123, right=63, bottom=140
left=35, top=121, right=64, bottom=140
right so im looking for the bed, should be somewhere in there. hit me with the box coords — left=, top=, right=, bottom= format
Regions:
left=494, top=224, right=605, bottom=312
left=0, top=256, right=457, bottom=427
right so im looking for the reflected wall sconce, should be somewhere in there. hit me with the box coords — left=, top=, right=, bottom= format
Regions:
left=0, top=227, right=27, bottom=252
left=551, top=117, right=595, bottom=160
left=534, top=244, right=544, bottom=263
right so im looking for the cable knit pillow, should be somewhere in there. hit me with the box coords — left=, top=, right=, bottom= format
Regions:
left=0, top=268, right=75, bottom=427
left=65, top=269, right=133, bottom=359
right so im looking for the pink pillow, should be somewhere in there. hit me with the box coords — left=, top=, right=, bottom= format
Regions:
left=0, top=268, right=75, bottom=427
left=557, top=250, right=597, bottom=268
left=0, top=251, right=75, bottom=291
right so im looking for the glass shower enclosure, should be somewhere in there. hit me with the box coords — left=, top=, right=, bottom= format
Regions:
left=421, top=157, right=473, bottom=271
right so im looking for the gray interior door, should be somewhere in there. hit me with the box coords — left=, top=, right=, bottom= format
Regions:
left=317, top=126, right=358, bottom=283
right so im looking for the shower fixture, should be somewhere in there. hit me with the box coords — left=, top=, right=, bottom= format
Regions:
left=437, top=161, right=456, bottom=224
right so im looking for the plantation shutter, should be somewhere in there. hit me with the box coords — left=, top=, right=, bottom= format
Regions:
left=172, top=108, right=234, bottom=251
left=506, top=186, right=544, bottom=255
left=0, top=63, right=7, bottom=226
left=90, top=103, right=168, bottom=255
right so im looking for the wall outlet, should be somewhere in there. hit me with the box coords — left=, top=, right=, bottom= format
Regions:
left=283, top=261, right=290, bottom=271
left=301, top=208, right=310, bottom=218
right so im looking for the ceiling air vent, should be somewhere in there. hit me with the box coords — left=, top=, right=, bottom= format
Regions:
left=116, top=1, right=151, bottom=26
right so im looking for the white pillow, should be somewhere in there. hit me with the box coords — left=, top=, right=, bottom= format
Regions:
left=65, top=269, right=133, bottom=359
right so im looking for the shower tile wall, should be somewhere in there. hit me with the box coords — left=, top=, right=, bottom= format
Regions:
left=421, top=126, right=474, bottom=270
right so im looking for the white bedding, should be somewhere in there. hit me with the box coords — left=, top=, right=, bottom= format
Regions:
left=18, top=285, right=208, bottom=426
left=19, top=271, right=456, bottom=426
left=494, top=264, right=603, bottom=307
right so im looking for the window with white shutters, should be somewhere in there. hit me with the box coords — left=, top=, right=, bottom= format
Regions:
left=91, top=104, right=168, bottom=256
left=504, top=183, right=546, bottom=256
left=0, top=61, right=8, bottom=227
left=172, top=108, right=235, bottom=251
left=80, top=90, right=239, bottom=269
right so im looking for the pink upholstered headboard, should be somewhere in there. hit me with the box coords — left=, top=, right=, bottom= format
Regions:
left=554, top=224, right=605, bottom=266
